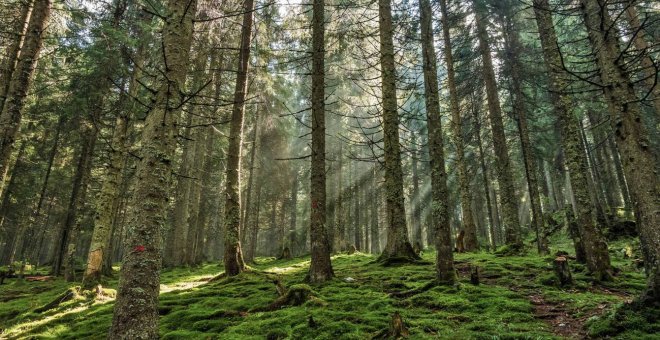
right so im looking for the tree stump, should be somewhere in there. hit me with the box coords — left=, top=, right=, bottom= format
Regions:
left=553, top=256, right=573, bottom=286
left=347, top=244, right=357, bottom=255
left=470, top=265, right=480, bottom=285
left=455, top=230, right=465, bottom=253
left=389, top=311, right=409, bottom=338
left=278, top=247, right=292, bottom=260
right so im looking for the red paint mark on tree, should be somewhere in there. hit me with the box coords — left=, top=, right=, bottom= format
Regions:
left=312, top=200, right=319, bottom=209
left=134, top=245, right=146, bottom=252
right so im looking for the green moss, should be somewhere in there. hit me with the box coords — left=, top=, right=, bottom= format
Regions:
left=0, top=235, right=657, bottom=339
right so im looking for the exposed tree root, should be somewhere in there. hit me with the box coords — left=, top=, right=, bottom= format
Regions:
left=389, top=280, right=438, bottom=298
left=34, top=287, right=82, bottom=313
left=251, top=279, right=325, bottom=312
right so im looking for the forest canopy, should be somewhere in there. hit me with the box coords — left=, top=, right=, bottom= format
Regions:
left=0, top=0, right=658, bottom=338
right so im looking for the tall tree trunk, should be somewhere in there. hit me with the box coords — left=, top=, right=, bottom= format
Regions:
left=82, top=0, right=132, bottom=287
left=410, top=137, right=423, bottom=248
left=378, top=0, right=418, bottom=262
left=334, top=143, right=345, bottom=252
left=579, top=0, right=659, bottom=300
left=241, top=115, right=259, bottom=245
left=109, top=0, right=197, bottom=337
left=0, top=0, right=32, bottom=111
left=471, top=93, right=497, bottom=249
left=308, top=0, right=334, bottom=283
left=223, top=0, right=255, bottom=276
left=533, top=0, right=612, bottom=280
left=439, top=0, right=477, bottom=252
left=0, top=0, right=51, bottom=199
left=473, top=0, right=522, bottom=249
left=420, top=0, right=452, bottom=281
left=497, top=4, right=548, bottom=254
left=370, top=165, right=380, bottom=253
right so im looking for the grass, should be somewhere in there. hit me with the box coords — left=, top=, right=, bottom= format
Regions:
left=0, top=235, right=657, bottom=339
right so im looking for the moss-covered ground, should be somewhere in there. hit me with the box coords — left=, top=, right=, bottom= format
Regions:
left=0, top=236, right=658, bottom=339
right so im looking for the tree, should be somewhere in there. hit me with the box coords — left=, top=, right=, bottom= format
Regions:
left=532, top=0, right=612, bottom=281
left=0, top=0, right=51, bottom=199
left=109, top=0, right=197, bottom=337
left=223, top=0, right=256, bottom=277
left=307, top=0, right=334, bottom=283
left=472, top=0, right=521, bottom=250
left=439, top=0, right=478, bottom=252
left=377, top=0, right=419, bottom=263
left=579, top=0, right=659, bottom=300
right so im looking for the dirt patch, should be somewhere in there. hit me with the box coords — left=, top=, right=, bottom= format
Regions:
left=529, top=293, right=586, bottom=338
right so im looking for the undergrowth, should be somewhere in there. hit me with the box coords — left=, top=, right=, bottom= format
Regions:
left=0, top=236, right=656, bottom=339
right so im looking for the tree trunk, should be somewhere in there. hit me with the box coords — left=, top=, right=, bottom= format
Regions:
left=579, top=0, right=659, bottom=299
left=440, top=0, right=478, bottom=252
left=533, top=0, right=612, bottom=280
left=497, top=5, right=547, bottom=254
left=419, top=0, right=452, bottom=281
left=223, top=0, right=255, bottom=277
left=0, top=0, right=51, bottom=199
left=473, top=0, right=522, bottom=249
left=378, top=0, right=418, bottom=262
left=109, top=0, right=196, bottom=336
left=307, top=0, right=334, bottom=282
left=83, top=0, right=132, bottom=287
left=471, top=93, right=497, bottom=249
left=0, top=0, right=32, bottom=111
left=371, top=165, right=380, bottom=253
left=622, top=1, right=660, bottom=115
left=334, top=143, right=345, bottom=252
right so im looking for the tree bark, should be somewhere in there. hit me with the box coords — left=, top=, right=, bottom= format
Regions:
left=378, top=0, right=418, bottom=262
left=579, top=0, right=659, bottom=299
left=419, top=0, right=452, bottom=281
left=533, top=0, right=612, bottom=280
left=0, top=0, right=32, bottom=111
left=440, top=0, right=478, bottom=252
left=108, top=0, right=196, bottom=337
left=223, top=0, right=255, bottom=277
left=0, top=0, right=51, bottom=200
left=308, top=0, right=334, bottom=283
left=473, top=0, right=522, bottom=249
left=497, top=4, right=548, bottom=254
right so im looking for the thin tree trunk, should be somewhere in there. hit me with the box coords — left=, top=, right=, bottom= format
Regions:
left=370, top=165, right=380, bottom=253
left=497, top=5, right=548, bottom=254
left=109, top=0, right=197, bottom=336
left=440, top=0, right=477, bottom=252
left=223, top=0, right=255, bottom=276
left=473, top=0, right=522, bottom=249
left=0, top=0, right=32, bottom=111
left=0, top=0, right=51, bottom=199
left=410, top=137, right=423, bottom=248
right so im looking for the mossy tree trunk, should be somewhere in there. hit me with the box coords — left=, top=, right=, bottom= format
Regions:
left=420, top=0, right=452, bottom=281
left=83, top=0, right=133, bottom=288
left=108, top=0, right=197, bottom=337
left=377, top=0, right=418, bottom=262
left=223, top=0, right=255, bottom=277
left=532, top=0, right=612, bottom=280
left=308, top=0, right=334, bottom=283
left=0, top=0, right=50, bottom=200
left=579, top=0, right=659, bottom=299
left=0, top=0, right=32, bottom=113
left=473, top=0, right=522, bottom=249
left=497, top=2, right=548, bottom=254
left=439, top=0, right=477, bottom=252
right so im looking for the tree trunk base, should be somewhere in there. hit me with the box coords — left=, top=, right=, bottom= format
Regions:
left=554, top=256, right=573, bottom=286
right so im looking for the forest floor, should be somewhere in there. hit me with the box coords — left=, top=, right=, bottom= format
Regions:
left=0, top=235, right=658, bottom=339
